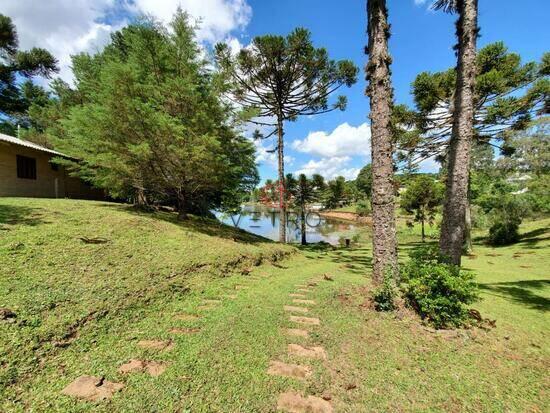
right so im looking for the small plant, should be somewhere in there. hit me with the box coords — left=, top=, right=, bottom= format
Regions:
left=401, top=247, right=478, bottom=328
left=373, top=268, right=398, bottom=311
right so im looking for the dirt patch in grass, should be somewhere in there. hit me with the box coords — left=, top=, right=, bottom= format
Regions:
left=285, top=328, right=309, bottom=338
left=284, top=305, right=309, bottom=314
left=288, top=344, right=327, bottom=360
left=290, top=316, right=320, bottom=326
left=277, top=391, right=333, bottom=413
left=61, top=376, right=124, bottom=402
left=267, top=361, right=312, bottom=380
left=118, top=359, right=167, bottom=376
left=137, top=340, right=174, bottom=351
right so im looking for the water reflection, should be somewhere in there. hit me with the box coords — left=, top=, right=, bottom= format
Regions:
left=216, top=205, right=361, bottom=245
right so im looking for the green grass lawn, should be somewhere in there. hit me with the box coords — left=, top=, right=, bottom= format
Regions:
left=1, top=198, right=548, bottom=412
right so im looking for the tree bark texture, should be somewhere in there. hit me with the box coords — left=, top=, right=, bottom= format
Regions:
left=439, top=0, right=478, bottom=265
left=366, top=0, right=398, bottom=283
left=277, top=116, right=287, bottom=243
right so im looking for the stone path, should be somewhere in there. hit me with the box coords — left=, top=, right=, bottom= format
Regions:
left=268, top=277, right=333, bottom=413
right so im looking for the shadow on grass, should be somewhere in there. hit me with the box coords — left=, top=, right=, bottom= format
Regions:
left=99, top=203, right=272, bottom=245
left=478, top=279, right=550, bottom=312
left=0, top=204, right=46, bottom=227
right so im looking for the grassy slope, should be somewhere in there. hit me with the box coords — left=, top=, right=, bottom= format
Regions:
left=1, top=198, right=548, bottom=412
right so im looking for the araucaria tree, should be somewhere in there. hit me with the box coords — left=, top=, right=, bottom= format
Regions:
left=400, top=176, right=444, bottom=242
left=434, top=0, right=479, bottom=265
left=215, top=30, right=358, bottom=242
left=366, top=0, right=398, bottom=282
left=0, top=14, right=57, bottom=134
left=31, top=12, right=258, bottom=218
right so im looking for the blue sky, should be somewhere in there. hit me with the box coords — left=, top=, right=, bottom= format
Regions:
left=3, top=0, right=549, bottom=182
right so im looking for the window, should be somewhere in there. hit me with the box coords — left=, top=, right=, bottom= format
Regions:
left=50, top=161, right=59, bottom=171
left=16, top=155, right=37, bottom=180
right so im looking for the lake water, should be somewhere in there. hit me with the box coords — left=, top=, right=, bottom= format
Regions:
left=216, top=205, right=362, bottom=245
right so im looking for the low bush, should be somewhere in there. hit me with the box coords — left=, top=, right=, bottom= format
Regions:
left=401, top=247, right=478, bottom=328
left=356, top=198, right=371, bottom=217
left=487, top=196, right=526, bottom=246
left=373, top=269, right=398, bottom=311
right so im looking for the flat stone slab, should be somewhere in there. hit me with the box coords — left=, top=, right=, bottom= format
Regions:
left=284, top=305, right=309, bottom=314
left=174, top=313, right=199, bottom=321
left=295, top=284, right=308, bottom=288
left=288, top=344, right=327, bottom=359
left=296, top=289, right=311, bottom=293
left=169, top=327, right=200, bottom=334
left=277, top=391, right=333, bottom=413
left=289, top=293, right=306, bottom=298
left=267, top=361, right=312, bottom=380
left=290, top=316, right=320, bottom=326
left=293, top=299, right=316, bottom=305
left=61, top=375, right=124, bottom=402
left=197, top=305, right=216, bottom=311
left=235, top=285, right=249, bottom=290
left=137, top=339, right=174, bottom=352
left=285, top=328, right=309, bottom=338
left=202, top=299, right=221, bottom=304
left=118, top=359, right=167, bottom=377
left=226, top=294, right=238, bottom=299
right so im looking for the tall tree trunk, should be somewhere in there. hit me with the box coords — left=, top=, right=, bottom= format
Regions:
left=421, top=217, right=425, bottom=243
left=439, top=0, right=478, bottom=265
left=176, top=190, right=188, bottom=220
left=277, top=115, right=286, bottom=243
left=301, top=206, right=307, bottom=245
left=366, top=0, right=398, bottom=283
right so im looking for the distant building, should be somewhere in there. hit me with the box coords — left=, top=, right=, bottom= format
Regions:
left=0, top=133, right=104, bottom=200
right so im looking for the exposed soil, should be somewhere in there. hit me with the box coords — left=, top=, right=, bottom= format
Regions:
left=118, top=359, right=167, bottom=377
left=285, top=328, right=309, bottom=338
left=169, top=327, right=200, bottom=334
left=137, top=340, right=174, bottom=352
left=288, top=344, right=327, bottom=360
left=61, top=375, right=124, bottom=402
left=267, top=361, right=312, bottom=380
left=290, top=316, right=320, bottom=326
left=319, top=210, right=372, bottom=225
left=284, top=305, right=309, bottom=314
left=277, top=391, right=333, bottom=413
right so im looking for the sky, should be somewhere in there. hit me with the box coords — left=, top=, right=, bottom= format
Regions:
left=2, top=0, right=548, bottom=183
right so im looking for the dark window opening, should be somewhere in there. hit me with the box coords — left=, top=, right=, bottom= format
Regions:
left=50, top=161, right=59, bottom=171
left=16, top=155, right=37, bottom=180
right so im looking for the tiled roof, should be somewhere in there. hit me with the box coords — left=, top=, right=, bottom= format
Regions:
left=0, top=133, right=69, bottom=158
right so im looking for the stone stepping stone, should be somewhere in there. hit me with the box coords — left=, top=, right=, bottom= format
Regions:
left=268, top=360, right=312, bottom=380
left=296, top=288, right=311, bottom=293
left=61, top=375, right=124, bottom=402
left=285, top=328, right=309, bottom=338
left=169, top=327, right=200, bottom=335
left=118, top=359, right=167, bottom=377
left=277, top=391, right=333, bottom=413
left=293, top=299, right=316, bottom=305
left=295, top=284, right=308, bottom=288
left=225, top=294, right=238, bottom=299
left=235, top=285, right=249, bottom=290
left=202, top=299, right=221, bottom=304
left=290, top=316, right=320, bottom=326
left=308, top=282, right=319, bottom=287
left=288, top=344, right=327, bottom=360
left=284, top=305, right=309, bottom=314
left=174, top=313, right=200, bottom=321
left=137, top=339, right=174, bottom=352
left=289, top=293, right=306, bottom=298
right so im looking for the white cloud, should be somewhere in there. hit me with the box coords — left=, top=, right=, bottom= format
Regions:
left=127, top=0, right=251, bottom=43
left=418, top=156, right=441, bottom=173
left=294, top=156, right=360, bottom=181
left=291, top=122, right=371, bottom=158
left=414, top=0, right=429, bottom=5
left=2, top=0, right=252, bottom=83
left=254, top=139, right=294, bottom=169
left=1, top=0, right=122, bottom=83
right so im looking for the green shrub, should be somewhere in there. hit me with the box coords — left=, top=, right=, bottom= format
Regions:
left=487, top=196, right=526, bottom=246
left=373, top=269, right=398, bottom=311
left=401, top=247, right=478, bottom=328
left=488, top=220, right=520, bottom=245
left=356, top=198, right=371, bottom=217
